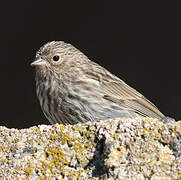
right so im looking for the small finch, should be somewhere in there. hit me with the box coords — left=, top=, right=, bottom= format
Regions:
left=31, top=41, right=164, bottom=125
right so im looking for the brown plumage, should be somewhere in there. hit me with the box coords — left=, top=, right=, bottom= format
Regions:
left=31, top=41, right=164, bottom=124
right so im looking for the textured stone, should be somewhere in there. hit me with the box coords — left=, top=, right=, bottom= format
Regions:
left=0, top=117, right=181, bottom=179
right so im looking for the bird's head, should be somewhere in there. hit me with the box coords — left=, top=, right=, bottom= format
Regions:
left=31, top=41, right=87, bottom=74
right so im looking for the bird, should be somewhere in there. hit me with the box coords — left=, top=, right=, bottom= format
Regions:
left=31, top=41, right=164, bottom=125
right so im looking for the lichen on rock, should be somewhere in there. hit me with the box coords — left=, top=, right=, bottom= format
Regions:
left=0, top=117, right=181, bottom=179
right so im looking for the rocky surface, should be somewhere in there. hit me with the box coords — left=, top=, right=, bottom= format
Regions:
left=0, top=117, right=181, bottom=179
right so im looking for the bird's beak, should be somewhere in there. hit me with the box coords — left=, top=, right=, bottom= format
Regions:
left=31, top=56, right=46, bottom=67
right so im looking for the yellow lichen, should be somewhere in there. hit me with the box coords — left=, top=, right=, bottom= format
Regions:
left=24, top=166, right=32, bottom=176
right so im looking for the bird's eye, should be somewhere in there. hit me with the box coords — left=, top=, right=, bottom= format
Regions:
left=53, top=55, right=60, bottom=62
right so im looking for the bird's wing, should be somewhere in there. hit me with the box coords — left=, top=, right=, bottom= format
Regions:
left=86, top=64, right=164, bottom=119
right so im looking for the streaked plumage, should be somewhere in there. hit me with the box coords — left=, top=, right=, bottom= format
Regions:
left=31, top=41, right=164, bottom=124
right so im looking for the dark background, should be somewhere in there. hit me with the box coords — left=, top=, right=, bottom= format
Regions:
left=0, top=1, right=180, bottom=129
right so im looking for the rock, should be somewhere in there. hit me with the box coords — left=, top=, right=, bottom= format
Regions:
left=0, top=117, right=181, bottom=179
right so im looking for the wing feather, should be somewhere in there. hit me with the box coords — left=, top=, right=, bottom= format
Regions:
left=86, top=62, right=164, bottom=119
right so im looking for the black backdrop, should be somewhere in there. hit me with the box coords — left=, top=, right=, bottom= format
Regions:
left=0, top=1, right=180, bottom=128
